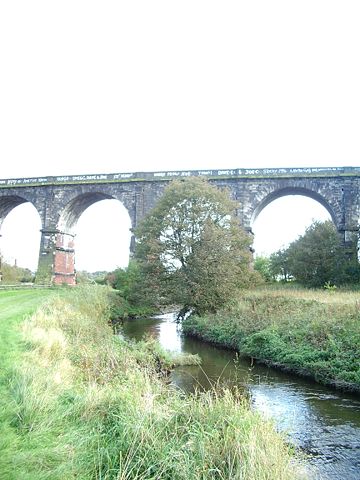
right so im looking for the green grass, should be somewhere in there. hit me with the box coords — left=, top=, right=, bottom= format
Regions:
left=0, top=286, right=305, bottom=479
left=0, top=289, right=56, bottom=376
left=0, top=289, right=57, bottom=480
left=183, top=287, right=360, bottom=391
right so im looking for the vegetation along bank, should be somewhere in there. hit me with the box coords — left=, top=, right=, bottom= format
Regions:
left=104, top=179, right=359, bottom=395
left=182, top=287, right=360, bottom=393
left=0, top=286, right=305, bottom=480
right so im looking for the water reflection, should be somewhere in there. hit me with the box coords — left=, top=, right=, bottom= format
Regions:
left=122, top=313, right=360, bottom=480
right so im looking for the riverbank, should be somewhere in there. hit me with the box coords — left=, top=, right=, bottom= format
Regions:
left=0, top=286, right=304, bottom=479
left=182, top=287, right=360, bottom=393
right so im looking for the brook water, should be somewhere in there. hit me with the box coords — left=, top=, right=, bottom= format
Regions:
left=122, top=313, right=360, bottom=479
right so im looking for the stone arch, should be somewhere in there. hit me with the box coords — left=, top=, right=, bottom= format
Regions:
left=0, top=195, right=30, bottom=230
left=0, top=194, right=42, bottom=273
left=250, top=186, right=338, bottom=228
left=58, top=192, right=115, bottom=233
left=54, top=191, right=133, bottom=284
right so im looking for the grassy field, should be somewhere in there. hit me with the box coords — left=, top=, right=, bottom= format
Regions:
left=0, top=286, right=305, bottom=479
left=183, top=286, right=360, bottom=392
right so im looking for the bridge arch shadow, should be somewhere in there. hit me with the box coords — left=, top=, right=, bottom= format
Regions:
left=0, top=196, right=42, bottom=273
left=55, top=192, right=132, bottom=283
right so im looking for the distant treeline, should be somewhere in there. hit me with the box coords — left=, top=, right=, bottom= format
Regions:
left=254, top=220, right=360, bottom=288
left=0, top=257, right=34, bottom=284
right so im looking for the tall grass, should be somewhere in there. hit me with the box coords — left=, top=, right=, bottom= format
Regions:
left=1, top=286, right=304, bottom=479
left=183, top=287, right=360, bottom=391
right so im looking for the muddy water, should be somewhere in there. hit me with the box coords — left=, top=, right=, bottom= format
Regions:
left=122, top=313, right=360, bottom=479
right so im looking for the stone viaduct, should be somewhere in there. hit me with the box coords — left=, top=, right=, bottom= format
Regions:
left=0, top=166, right=359, bottom=284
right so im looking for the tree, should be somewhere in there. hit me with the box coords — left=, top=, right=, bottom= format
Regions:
left=254, top=256, right=272, bottom=282
left=108, top=260, right=152, bottom=306
left=105, top=260, right=157, bottom=316
left=134, top=177, right=258, bottom=319
left=280, top=220, right=360, bottom=287
left=269, top=248, right=292, bottom=282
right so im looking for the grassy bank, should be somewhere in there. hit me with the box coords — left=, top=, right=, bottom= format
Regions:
left=0, top=286, right=304, bottom=479
left=0, top=289, right=56, bottom=384
left=0, top=289, right=57, bottom=478
left=182, top=287, right=360, bottom=392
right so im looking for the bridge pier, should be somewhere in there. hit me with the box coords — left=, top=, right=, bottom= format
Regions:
left=53, top=232, right=76, bottom=285
left=35, top=229, right=76, bottom=285
left=35, top=228, right=57, bottom=285
left=338, top=227, right=359, bottom=259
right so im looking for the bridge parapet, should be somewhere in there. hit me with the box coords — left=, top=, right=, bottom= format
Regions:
left=0, top=166, right=359, bottom=189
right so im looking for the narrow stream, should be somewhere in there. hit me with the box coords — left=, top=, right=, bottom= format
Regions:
left=122, top=313, right=360, bottom=480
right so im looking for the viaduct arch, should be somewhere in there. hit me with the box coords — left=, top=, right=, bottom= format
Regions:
left=0, top=166, right=359, bottom=284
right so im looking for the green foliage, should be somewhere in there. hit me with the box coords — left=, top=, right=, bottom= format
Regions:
left=269, top=221, right=360, bottom=287
left=254, top=256, right=272, bottom=282
left=286, top=221, right=344, bottom=287
left=75, top=270, right=108, bottom=284
left=106, top=260, right=157, bottom=317
left=75, top=270, right=94, bottom=284
left=183, top=288, right=360, bottom=390
left=135, top=177, right=259, bottom=318
left=0, top=286, right=301, bottom=479
left=110, top=260, right=144, bottom=302
left=0, top=256, right=34, bottom=284
left=323, top=281, right=337, bottom=291
left=269, top=248, right=292, bottom=281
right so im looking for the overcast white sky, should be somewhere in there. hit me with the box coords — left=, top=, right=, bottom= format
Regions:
left=0, top=1, right=359, bottom=271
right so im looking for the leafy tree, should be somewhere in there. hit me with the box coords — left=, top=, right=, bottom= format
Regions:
left=254, top=256, right=272, bottom=282
left=106, top=260, right=157, bottom=316
left=269, top=248, right=292, bottom=282
left=110, top=260, right=146, bottom=305
left=134, top=177, right=258, bottom=318
left=280, top=220, right=360, bottom=287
